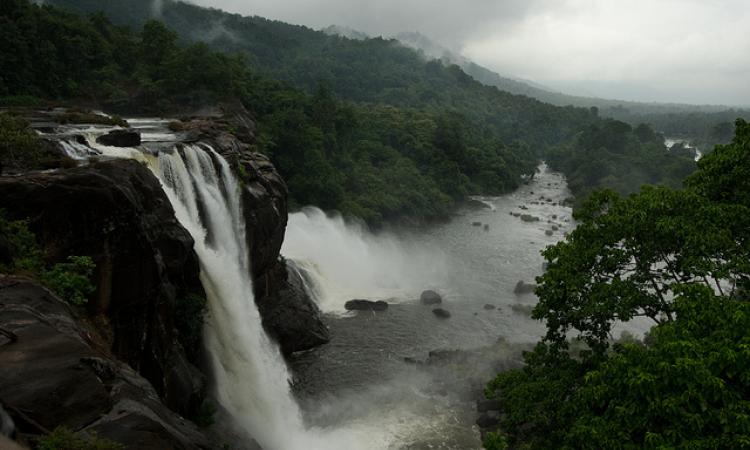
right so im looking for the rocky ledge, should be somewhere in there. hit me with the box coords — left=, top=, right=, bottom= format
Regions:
left=0, top=276, right=220, bottom=449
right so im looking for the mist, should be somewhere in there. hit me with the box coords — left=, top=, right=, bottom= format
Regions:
left=186, top=0, right=750, bottom=106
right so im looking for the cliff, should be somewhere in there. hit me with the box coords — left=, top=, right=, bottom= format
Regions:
left=0, top=106, right=329, bottom=448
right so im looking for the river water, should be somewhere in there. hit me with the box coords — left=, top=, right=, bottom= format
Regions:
left=283, top=165, right=575, bottom=448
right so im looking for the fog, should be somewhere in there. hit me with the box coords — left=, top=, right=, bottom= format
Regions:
left=186, top=0, right=750, bottom=106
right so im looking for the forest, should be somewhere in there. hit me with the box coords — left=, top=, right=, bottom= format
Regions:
left=2, top=0, right=713, bottom=221
left=484, top=120, right=750, bottom=449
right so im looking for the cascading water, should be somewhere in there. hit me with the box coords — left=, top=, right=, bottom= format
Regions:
left=281, top=207, right=449, bottom=313
left=152, top=144, right=305, bottom=448
left=147, top=145, right=388, bottom=450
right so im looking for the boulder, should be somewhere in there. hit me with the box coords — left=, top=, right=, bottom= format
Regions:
left=420, top=290, right=442, bottom=305
left=345, top=299, right=388, bottom=311
left=465, top=199, right=490, bottom=210
left=513, top=280, right=537, bottom=295
left=476, top=411, right=500, bottom=428
left=483, top=304, right=496, bottom=310
left=477, top=399, right=503, bottom=412
left=520, top=214, right=540, bottom=222
left=545, top=229, right=554, bottom=236
left=432, top=308, right=451, bottom=319
left=0, top=277, right=220, bottom=449
left=472, top=221, right=482, bottom=227
left=0, top=160, right=205, bottom=416
left=96, top=129, right=141, bottom=147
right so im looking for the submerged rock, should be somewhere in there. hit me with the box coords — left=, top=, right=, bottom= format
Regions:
left=545, top=229, right=554, bottom=236
left=420, top=290, right=442, bottom=305
left=432, top=308, right=451, bottom=319
left=96, top=129, right=141, bottom=147
left=483, top=304, right=496, bottom=310
left=345, top=299, right=389, bottom=311
left=513, top=280, right=537, bottom=295
left=511, top=303, right=535, bottom=316
left=472, top=221, right=482, bottom=227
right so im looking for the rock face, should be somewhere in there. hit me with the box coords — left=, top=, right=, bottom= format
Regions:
left=96, top=129, right=141, bottom=147
left=420, top=290, right=442, bottom=305
left=254, top=258, right=330, bottom=355
left=345, top=299, right=389, bottom=311
left=0, top=277, right=220, bottom=449
left=0, top=160, right=206, bottom=417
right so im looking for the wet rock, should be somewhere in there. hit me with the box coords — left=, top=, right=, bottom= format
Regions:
left=476, top=411, right=501, bottom=428
left=511, top=304, right=535, bottom=316
left=545, top=229, right=554, bottom=236
left=513, top=280, right=537, bottom=295
left=520, top=214, right=540, bottom=222
left=256, top=259, right=330, bottom=354
left=0, top=160, right=205, bottom=416
left=483, top=304, right=496, bottom=310
left=477, top=399, right=503, bottom=412
left=96, top=129, right=141, bottom=147
left=344, top=299, right=389, bottom=312
left=465, top=199, right=491, bottom=209
left=432, top=308, right=451, bottom=319
left=420, top=290, right=442, bottom=305
left=552, top=225, right=559, bottom=231
left=0, top=277, right=220, bottom=449
left=472, top=221, right=482, bottom=227
left=1, top=404, right=15, bottom=439
left=483, top=224, right=489, bottom=231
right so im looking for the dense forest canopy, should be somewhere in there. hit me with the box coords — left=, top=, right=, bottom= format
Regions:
left=484, top=120, right=750, bottom=449
left=0, top=0, right=720, bottom=222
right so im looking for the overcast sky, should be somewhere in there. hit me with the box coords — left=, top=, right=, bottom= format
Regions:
left=187, top=0, right=750, bottom=106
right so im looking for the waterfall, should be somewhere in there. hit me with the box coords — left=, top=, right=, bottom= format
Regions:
left=152, top=144, right=305, bottom=448
left=281, top=207, right=448, bottom=313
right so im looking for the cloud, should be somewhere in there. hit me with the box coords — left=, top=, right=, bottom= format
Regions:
left=186, top=0, right=750, bottom=105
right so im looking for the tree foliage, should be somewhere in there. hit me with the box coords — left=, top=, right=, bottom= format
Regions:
left=485, top=121, right=750, bottom=449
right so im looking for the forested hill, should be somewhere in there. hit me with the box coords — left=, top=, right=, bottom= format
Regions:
left=2, top=0, right=698, bottom=223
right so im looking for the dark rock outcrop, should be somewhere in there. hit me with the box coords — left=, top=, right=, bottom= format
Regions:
left=513, top=280, right=537, bottom=295
left=420, top=290, right=442, bottom=305
left=345, top=299, right=388, bottom=311
left=0, top=160, right=205, bottom=417
left=432, top=308, right=451, bottom=319
left=0, top=277, right=219, bottom=449
left=254, top=258, right=330, bottom=355
left=96, top=129, right=141, bottom=147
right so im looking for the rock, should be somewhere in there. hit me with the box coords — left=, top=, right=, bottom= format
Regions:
left=520, top=214, right=540, bottom=222
left=476, top=411, right=500, bottom=428
left=0, top=160, right=205, bottom=416
left=0, top=404, right=15, bottom=438
left=511, top=304, right=535, bottom=316
left=545, top=229, right=554, bottom=236
left=472, top=221, right=482, bottom=227
left=345, top=299, right=389, bottom=311
left=432, top=308, right=451, bottom=319
left=483, top=224, right=489, bottom=231
left=483, top=304, right=496, bottom=310
left=255, top=259, right=330, bottom=355
left=513, top=280, right=537, bottom=295
left=465, top=199, right=490, bottom=210
left=96, top=129, right=141, bottom=147
left=477, top=399, right=503, bottom=412
left=0, top=277, right=220, bottom=449
left=552, top=214, right=558, bottom=219
left=552, top=225, right=559, bottom=231
left=420, top=290, right=442, bottom=305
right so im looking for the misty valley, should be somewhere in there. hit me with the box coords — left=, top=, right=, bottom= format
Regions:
left=1, top=1, right=749, bottom=450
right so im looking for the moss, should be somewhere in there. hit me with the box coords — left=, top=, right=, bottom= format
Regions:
left=36, top=427, right=123, bottom=450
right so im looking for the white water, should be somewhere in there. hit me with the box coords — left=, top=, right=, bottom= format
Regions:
left=149, top=145, right=398, bottom=450
left=282, top=207, right=449, bottom=313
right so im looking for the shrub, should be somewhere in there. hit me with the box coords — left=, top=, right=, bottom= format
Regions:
left=42, top=256, right=96, bottom=306
left=0, top=112, right=43, bottom=173
left=37, top=427, right=122, bottom=450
